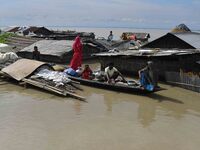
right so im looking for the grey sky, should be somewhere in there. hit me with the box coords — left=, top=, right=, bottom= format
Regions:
left=0, top=0, right=200, bottom=29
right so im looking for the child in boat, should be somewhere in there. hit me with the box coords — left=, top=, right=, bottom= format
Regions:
left=81, top=64, right=94, bottom=80
left=76, top=67, right=83, bottom=77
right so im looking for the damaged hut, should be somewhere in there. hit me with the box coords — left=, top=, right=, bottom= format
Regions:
left=22, top=26, right=53, bottom=37
left=4, top=26, right=21, bottom=33
left=0, top=58, right=85, bottom=100
left=85, top=38, right=141, bottom=52
left=142, top=23, right=200, bottom=49
left=142, top=32, right=200, bottom=49
left=17, top=39, right=102, bottom=63
left=4, top=35, right=41, bottom=52
left=50, top=30, right=95, bottom=40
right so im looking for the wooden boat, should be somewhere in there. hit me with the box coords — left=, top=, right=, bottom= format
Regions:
left=68, top=76, right=163, bottom=94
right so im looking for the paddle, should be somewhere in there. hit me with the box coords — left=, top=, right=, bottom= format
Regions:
left=118, top=72, right=132, bottom=84
left=118, top=72, right=140, bottom=86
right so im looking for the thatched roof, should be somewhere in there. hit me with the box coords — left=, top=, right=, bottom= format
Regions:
left=4, top=26, right=20, bottom=33
left=20, top=40, right=73, bottom=56
left=23, top=27, right=52, bottom=36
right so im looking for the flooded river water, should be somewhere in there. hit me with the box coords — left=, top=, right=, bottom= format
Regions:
left=0, top=73, right=200, bottom=150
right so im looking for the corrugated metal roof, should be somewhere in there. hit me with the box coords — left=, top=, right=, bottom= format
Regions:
left=23, top=26, right=52, bottom=36
left=90, top=39, right=137, bottom=51
left=20, top=40, right=73, bottom=56
left=142, top=32, right=200, bottom=49
left=23, top=26, right=43, bottom=33
left=93, top=49, right=200, bottom=57
left=172, top=32, right=200, bottom=49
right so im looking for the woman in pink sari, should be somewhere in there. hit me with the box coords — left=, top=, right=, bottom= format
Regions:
left=70, top=36, right=83, bottom=70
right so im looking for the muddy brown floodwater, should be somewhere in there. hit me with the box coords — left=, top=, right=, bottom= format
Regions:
left=0, top=62, right=200, bottom=150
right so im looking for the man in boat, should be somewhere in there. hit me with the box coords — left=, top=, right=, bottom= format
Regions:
left=138, top=61, right=158, bottom=91
left=32, top=46, right=40, bottom=60
left=105, top=62, right=126, bottom=84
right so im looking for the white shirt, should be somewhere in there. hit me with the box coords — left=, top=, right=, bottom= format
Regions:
left=105, top=67, right=118, bottom=77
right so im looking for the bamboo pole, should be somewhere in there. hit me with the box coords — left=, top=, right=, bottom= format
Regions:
left=32, top=78, right=75, bottom=93
left=70, top=80, right=80, bottom=85
left=0, top=71, right=6, bottom=76
left=69, top=82, right=83, bottom=91
left=0, top=71, right=10, bottom=81
left=22, top=78, right=86, bottom=101
left=0, top=81, right=9, bottom=85
left=22, top=78, right=65, bottom=95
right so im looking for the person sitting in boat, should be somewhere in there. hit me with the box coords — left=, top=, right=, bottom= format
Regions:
left=138, top=61, right=157, bottom=91
left=128, top=34, right=136, bottom=41
left=105, top=62, right=126, bottom=84
left=64, top=67, right=78, bottom=77
left=76, top=67, right=83, bottom=77
left=107, top=31, right=113, bottom=41
left=93, top=70, right=106, bottom=82
left=121, top=33, right=128, bottom=40
left=32, top=46, right=40, bottom=60
left=81, top=64, right=94, bottom=80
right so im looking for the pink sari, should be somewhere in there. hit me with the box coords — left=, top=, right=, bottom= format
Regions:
left=69, top=36, right=83, bottom=70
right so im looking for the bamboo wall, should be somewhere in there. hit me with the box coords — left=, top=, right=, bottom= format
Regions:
left=165, top=71, right=200, bottom=92
left=98, top=53, right=200, bottom=81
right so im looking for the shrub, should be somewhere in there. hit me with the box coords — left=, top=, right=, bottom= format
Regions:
left=0, top=32, right=16, bottom=43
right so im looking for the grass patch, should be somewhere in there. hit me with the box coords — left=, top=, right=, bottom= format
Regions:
left=0, top=32, right=16, bottom=43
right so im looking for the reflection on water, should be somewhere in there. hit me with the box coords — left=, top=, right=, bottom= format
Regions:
left=137, top=100, right=156, bottom=127
left=73, top=100, right=83, bottom=115
left=0, top=79, right=200, bottom=150
left=148, top=93, right=184, bottom=104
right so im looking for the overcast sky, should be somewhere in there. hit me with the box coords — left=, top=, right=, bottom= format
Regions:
left=0, top=0, right=200, bottom=29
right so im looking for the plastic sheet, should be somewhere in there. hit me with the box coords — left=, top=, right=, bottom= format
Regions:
left=35, top=69, right=71, bottom=86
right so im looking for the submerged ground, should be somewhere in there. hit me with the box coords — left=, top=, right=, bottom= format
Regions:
left=0, top=62, right=200, bottom=150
